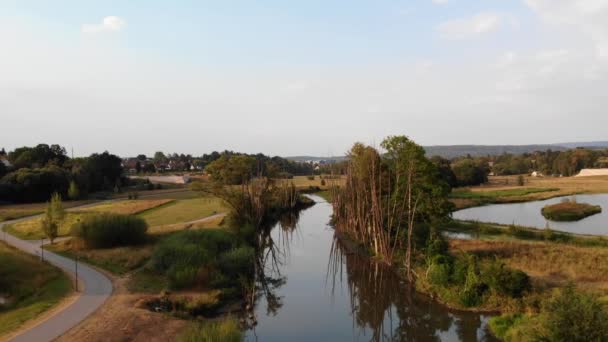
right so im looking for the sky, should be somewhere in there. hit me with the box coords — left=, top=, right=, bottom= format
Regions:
left=1, top=0, right=608, bottom=157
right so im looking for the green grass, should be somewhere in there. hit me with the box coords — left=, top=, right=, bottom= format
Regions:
left=177, top=318, right=242, bottom=342
left=0, top=241, right=72, bottom=337
left=450, top=187, right=560, bottom=200
left=541, top=201, right=602, bottom=221
left=140, top=197, right=227, bottom=227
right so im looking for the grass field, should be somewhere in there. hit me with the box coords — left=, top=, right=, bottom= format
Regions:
left=0, top=241, right=72, bottom=337
left=140, top=197, right=227, bottom=227
left=452, top=175, right=608, bottom=209
left=4, top=199, right=173, bottom=240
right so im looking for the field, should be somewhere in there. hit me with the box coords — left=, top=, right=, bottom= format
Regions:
left=279, top=175, right=345, bottom=191
left=4, top=199, right=173, bottom=240
left=140, top=197, right=227, bottom=227
left=452, top=175, right=608, bottom=209
left=0, top=241, right=72, bottom=337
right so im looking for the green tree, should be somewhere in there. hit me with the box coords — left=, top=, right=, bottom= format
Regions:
left=41, top=193, right=66, bottom=243
left=68, top=180, right=80, bottom=200
left=205, top=155, right=257, bottom=185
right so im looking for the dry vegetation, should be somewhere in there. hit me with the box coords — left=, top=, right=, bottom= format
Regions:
left=449, top=239, right=608, bottom=293
left=47, top=239, right=154, bottom=275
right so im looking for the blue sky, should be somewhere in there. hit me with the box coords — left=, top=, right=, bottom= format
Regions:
left=1, top=0, right=608, bottom=156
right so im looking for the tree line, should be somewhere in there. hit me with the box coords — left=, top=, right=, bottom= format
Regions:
left=0, top=144, right=123, bottom=203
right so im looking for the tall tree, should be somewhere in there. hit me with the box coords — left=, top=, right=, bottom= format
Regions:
left=41, top=193, right=65, bottom=243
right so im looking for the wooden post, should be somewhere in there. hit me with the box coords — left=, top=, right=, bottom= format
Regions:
left=40, top=238, right=44, bottom=261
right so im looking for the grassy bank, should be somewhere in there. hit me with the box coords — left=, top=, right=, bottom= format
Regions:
left=0, top=241, right=72, bottom=337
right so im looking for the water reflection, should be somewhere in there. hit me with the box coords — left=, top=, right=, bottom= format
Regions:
left=247, top=196, right=497, bottom=342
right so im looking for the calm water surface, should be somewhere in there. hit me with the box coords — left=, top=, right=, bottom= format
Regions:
left=246, top=196, right=496, bottom=342
left=453, top=194, right=608, bottom=236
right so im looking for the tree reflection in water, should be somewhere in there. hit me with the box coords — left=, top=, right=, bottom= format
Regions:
left=248, top=200, right=497, bottom=342
left=328, top=237, right=497, bottom=342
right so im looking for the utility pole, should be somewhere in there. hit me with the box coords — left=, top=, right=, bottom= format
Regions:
left=74, top=256, right=79, bottom=292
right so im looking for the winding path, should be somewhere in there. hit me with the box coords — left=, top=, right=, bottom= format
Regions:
left=1, top=215, right=113, bottom=342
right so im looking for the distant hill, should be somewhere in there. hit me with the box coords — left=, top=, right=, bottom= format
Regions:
left=556, top=141, right=608, bottom=149
left=423, top=144, right=568, bottom=159
left=287, top=141, right=608, bottom=161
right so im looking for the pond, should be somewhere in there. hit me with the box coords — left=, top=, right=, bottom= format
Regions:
left=453, top=194, right=608, bottom=236
left=246, top=196, right=497, bottom=342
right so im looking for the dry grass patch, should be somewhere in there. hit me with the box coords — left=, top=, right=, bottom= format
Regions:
left=449, top=239, right=608, bottom=292
left=280, top=175, right=345, bottom=190
left=76, top=199, right=174, bottom=215
left=148, top=215, right=226, bottom=236
left=47, top=239, right=154, bottom=275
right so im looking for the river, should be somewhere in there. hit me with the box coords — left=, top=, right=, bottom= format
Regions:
left=245, top=196, right=497, bottom=342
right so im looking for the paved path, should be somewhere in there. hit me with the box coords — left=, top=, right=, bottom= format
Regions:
left=1, top=217, right=113, bottom=342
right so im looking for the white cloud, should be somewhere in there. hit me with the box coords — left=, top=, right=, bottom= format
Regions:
left=431, top=0, right=449, bottom=5
left=524, top=0, right=608, bottom=59
left=437, top=12, right=501, bottom=40
left=82, top=16, right=126, bottom=34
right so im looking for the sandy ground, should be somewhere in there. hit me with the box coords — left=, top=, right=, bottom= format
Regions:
left=56, top=273, right=187, bottom=342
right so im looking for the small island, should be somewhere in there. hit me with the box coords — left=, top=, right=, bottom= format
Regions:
left=541, top=201, right=602, bottom=221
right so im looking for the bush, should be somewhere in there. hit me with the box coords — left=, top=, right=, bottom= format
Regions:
left=178, top=319, right=242, bottom=342
left=71, top=214, right=148, bottom=248
left=541, top=285, right=608, bottom=341
left=427, top=255, right=452, bottom=287
left=307, top=175, right=315, bottom=181
left=218, top=246, right=254, bottom=278
left=483, top=260, right=530, bottom=298
left=151, top=230, right=251, bottom=290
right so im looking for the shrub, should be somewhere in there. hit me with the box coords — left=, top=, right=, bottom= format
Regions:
left=307, top=175, right=315, bottom=181
left=178, top=319, right=242, bottom=342
left=483, top=260, right=530, bottom=298
left=321, top=179, right=326, bottom=186
left=218, top=246, right=254, bottom=278
left=71, top=214, right=148, bottom=248
left=427, top=255, right=452, bottom=287
left=151, top=230, right=251, bottom=290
